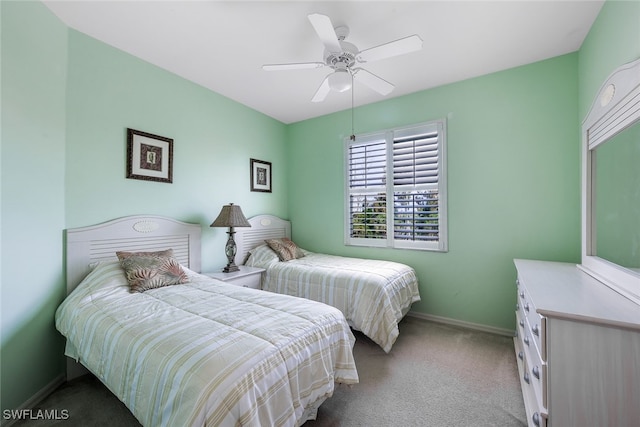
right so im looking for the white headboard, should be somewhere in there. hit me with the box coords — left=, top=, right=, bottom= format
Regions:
left=66, top=215, right=202, bottom=294
left=235, top=215, right=291, bottom=265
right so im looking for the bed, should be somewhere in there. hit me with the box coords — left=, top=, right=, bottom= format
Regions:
left=235, top=215, right=421, bottom=353
left=55, top=215, right=358, bottom=427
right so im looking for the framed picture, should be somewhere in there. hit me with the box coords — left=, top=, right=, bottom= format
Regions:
left=250, top=158, right=272, bottom=193
left=126, top=128, right=173, bottom=183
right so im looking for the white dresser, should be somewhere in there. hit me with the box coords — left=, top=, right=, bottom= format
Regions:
left=513, top=259, right=640, bottom=427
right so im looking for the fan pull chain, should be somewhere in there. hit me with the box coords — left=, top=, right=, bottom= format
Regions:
left=350, top=71, right=356, bottom=141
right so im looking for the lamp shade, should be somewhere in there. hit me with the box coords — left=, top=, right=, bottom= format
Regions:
left=210, top=203, right=251, bottom=228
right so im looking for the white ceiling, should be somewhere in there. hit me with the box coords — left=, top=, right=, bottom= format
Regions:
left=42, top=0, right=604, bottom=124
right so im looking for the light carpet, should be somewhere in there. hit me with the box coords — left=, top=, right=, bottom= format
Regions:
left=14, top=316, right=526, bottom=426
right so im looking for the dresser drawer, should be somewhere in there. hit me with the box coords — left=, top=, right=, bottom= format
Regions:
left=204, top=266, right=265, bottom=289
left=516, top=310, right=548, bottom=410
left=514, top=334, right=548, bottom=427
left=229, top=274, right=261, bottom=289
left=517, top=290, right=542, bottom=360
left=524, top=321, right=547, bottom=410
left=514, top=258, right=640, bottom=427
left=517, top=278, right=547, bottom=361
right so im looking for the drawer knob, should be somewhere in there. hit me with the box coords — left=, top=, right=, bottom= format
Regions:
left=524, top=303, right=530, bottom=312
left=524, top=336, right=530, bottom=346
left=532, top=412, right=540, bottom=427
left=519, top=320, right=525, bottom=329
left=518, top=351, right=524, bottom=361
left=520, top=292, right=525, bottom=299
left=532, top=324, right=540, bottom=336
left=524, top=371, right=530, bottom=384
left=516, top=303, right=520, bottom=311
left=532, top=365, right=540, bottom=379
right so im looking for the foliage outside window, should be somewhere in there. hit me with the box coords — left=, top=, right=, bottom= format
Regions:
left=345, top=120, right=447, bottom=251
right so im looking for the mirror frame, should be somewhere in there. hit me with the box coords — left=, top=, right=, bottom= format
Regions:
left=580, top=57, right=640, bottom=306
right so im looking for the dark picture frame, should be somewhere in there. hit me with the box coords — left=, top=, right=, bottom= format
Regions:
left=126, top=128, right=173, bottom=183
left=250, top=158, right=272, bottom=193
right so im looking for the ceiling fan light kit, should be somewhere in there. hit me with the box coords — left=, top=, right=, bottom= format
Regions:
left=328, top=68, right=352, bottom=92
left=262, top=13, right=423, bottom=103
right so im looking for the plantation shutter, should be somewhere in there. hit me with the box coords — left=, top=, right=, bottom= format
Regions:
left=392, top=130, right=440, bottom=242
left=349, top=140, right=386, bottom=189
left=393, top=131, right=439, bottom=186
left=348, top=138, right=387, bottom=239
left=345, top=120, right=447, bottom=251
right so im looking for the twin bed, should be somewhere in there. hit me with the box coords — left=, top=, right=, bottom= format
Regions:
left=56, top=214, right=420, bottom=426
left=57, top=215, right=358, bottom=426
left=236, top=215, right=421, bottom=353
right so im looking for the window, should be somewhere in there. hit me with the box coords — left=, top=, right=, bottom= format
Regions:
left=345, top=120, right=447, bottom=251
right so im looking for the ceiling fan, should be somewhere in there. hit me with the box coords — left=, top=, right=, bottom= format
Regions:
left=262, top=13, right=423, bottom=102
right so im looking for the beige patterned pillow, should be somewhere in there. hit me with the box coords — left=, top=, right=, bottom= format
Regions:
left=265, top=238, right=304, bottom=262
left=116, top=249, right=188, bottom=293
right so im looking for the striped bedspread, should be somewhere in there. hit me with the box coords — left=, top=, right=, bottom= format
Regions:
left=55, top=262, right=358, bottom=427
left=246, top=247, right=421, bottom=353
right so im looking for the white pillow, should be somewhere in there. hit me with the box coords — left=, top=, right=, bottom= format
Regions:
left=244, top=244, right=280, bottom=268
left=69, top=260, right=129, bottom=299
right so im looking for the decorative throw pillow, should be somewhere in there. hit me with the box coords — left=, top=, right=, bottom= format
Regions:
left=116, top=249, right=188, bottom=293
left=265, top=238, right=304, bottom=262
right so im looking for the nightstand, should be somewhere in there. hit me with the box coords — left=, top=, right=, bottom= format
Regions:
left=204, top=266, right=265, bottom=289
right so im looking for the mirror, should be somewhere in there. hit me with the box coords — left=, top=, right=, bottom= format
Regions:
left=593, top=123, right=640, bottom=271
left=581, top=57, right=640, bottom=306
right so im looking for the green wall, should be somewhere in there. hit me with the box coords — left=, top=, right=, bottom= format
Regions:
left=286, top=0, right=640, bottom=335
left=1, top=0, right=68, bottom=413
left=2, top=0, right=639, bottom=415
left=287, top=54, right=581, bottom=331
left=63, top=29, right=289, bottom=272
left=1, top=0, right=288, bottom=413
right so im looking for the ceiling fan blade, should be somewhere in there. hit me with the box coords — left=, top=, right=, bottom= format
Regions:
left=262, top=62, right=325, bottom=71
left=356, top=35, right=423, bottom=63
left=308, top=13, right=342, bottom=54
left=311, top=75, right=331, bottom=102
left=353, top=68, right=395, bottom=95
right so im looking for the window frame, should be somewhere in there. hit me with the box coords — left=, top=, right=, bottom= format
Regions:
left=344, top=119, right=448, bottom=252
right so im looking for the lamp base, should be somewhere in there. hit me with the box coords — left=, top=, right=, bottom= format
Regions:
left=222, top=264, right=240, bottom=273
left=222, top=228, right=239, bottom=273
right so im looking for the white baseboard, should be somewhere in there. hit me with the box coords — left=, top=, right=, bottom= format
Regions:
left=1, top=374, right=65, bottom=427
left=407, top=311, right=516, bottom=337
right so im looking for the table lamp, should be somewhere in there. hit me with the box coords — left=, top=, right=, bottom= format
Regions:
left=210, top=203, right=251, bottom=272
